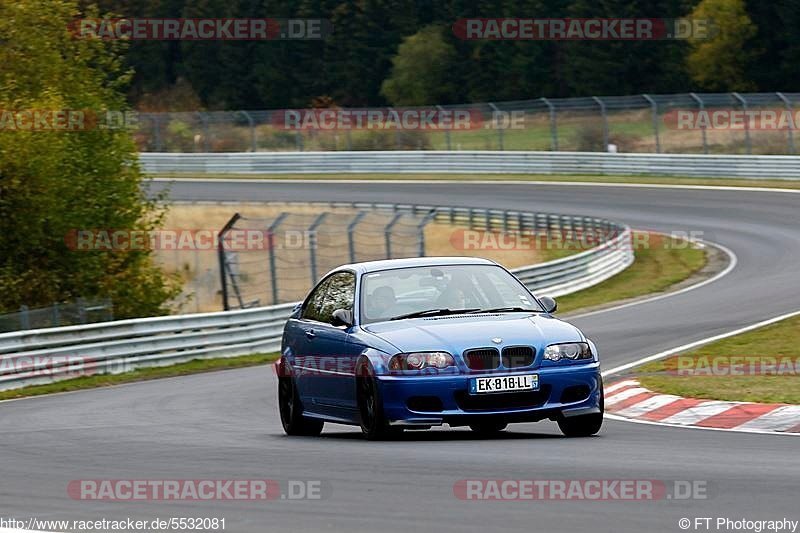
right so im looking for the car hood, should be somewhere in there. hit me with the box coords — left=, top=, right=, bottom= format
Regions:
left=362, top=313, right=584, bottom=354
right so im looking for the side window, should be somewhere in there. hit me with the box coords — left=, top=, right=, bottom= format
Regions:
left=317, top=272, right=356, bottom=324
left=302, top=277, right=331, bottom=321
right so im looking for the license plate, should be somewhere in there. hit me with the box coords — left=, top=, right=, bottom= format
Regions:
left=469, top=374, right=539, bottom=394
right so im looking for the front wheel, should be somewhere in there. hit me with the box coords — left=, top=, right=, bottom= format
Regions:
left=557, top=387, right=604, bottom=437
left=278, top=375, right=324, bottom=436
left=356, top=362, right=402, bottom=440
left=557, top=412, right=603, bottom=437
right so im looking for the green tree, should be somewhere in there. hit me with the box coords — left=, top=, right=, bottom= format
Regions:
left=687, top=0, right=757, bottom=91
left=0, top=0, right=181, bottom=317
left=381, top=25, right=458, bottom=105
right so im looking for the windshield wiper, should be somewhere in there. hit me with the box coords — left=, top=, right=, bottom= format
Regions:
left=465, top=306, right=540, bottom=314
left=389, top=308, right=480, bottom=320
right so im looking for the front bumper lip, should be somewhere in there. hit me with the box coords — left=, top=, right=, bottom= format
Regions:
left=377, top=364, right=602, bottom=424
left=389, top=418, right=444, bottom=427
left=561, top=406, right=602, bottom=418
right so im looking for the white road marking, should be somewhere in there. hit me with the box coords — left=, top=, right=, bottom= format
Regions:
left=734, top=405, right=800, bottom=432
left=601, top=309, right=800, bottom=377
left=613, top=394, right=682, bottom=418
left=568, top=238, right=737, bottom=320
left=605, top=387, right=650, bottom=406
left=604, top=380, right=639, bottom=394
left=604, top=413, right=800, bottom=436
left=659, top=401, right=740, bottom=426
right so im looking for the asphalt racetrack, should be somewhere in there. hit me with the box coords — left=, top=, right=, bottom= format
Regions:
left=2, top=180, right=798, bottom=533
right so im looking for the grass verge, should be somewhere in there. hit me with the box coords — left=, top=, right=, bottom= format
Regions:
left=557, top=232, right=708, bottom=314
left=0, top=353, right=279, bottom=401
left=636, top=315, right=800, bottom=404
left=154, top=173, right=800, bottom=191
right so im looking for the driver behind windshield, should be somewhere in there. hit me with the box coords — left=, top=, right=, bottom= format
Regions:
left=369, top=286, right=396, bottom=318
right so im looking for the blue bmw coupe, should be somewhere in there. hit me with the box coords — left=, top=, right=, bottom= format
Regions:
left=277, top=257, right=603, bottom=439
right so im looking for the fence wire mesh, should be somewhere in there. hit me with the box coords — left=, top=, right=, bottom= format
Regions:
left=134, top=92, right=800, bottom=155
left=217, top=202, right=623, bottom=310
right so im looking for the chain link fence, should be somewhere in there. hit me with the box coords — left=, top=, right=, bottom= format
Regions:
left=134, top=92, right=800, bottom=156
left=217, top=202, right=623, bottom=310
left=0, top=298, right=114, bottom=333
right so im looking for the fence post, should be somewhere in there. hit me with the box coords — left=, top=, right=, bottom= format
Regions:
left=593, top=96, right=610, bottom=151
left=777, top=92, right=795, bottom=154
left=240, top=111, right=257, bottom=152
left=52, top=302, right=60, bottom=327
left=437, top=105, right=452, bottom=150
left=19, top=305, right=30, bottom=330
left=489, top=102, right=504, bottom=150
left=347, top=211, right=367, bottom=263
left=642, top=94, right=660, bottom=153
left=417, top=210, right=437, bottom=256
left=199, top=112, right=211, bottom=152
left=690, top=93, right=708, bottom=154
left=389, top=107, right=401, bottom=149
left=541, top=97, right=558, bottom=151
left=732, top=92, right=751, bottom=154
left=152, top=114, right=163, bottom=151
left=268, top=213, right=289, bottom=305
left=77, top=297, right=87, bottom=324
left=308, top=213, right=328, bottom=285
left=218, top=213, right=242, bottom=311
left=384, top=212, right=403, bottom=259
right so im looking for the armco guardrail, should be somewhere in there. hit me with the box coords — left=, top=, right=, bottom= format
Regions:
left=140, top=151, right=800, bottom=179
left=0, top=303, right=297, bottom=391
left=0, top=226, right=631, bottom=392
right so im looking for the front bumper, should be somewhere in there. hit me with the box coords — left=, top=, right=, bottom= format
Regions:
left=378, top=365, right=602, bottom=426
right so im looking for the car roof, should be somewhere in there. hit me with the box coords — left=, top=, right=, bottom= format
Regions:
left=335, top=256, right=498, bottom=275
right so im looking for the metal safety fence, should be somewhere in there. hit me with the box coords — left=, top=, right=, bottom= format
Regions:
left=134, top=92, right=800, bottom=155
left=0, top=208, right=632, bottom=392
left=217, top=201, right=629, bottom=309
left=0, top=298, right=114, bottom=333
left=141, top=150, right=800, bottom=179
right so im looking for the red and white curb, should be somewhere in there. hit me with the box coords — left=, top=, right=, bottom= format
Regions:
left=604, top=380, right=800, bottom=434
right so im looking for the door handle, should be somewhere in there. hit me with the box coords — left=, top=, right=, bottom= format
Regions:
left=305, top=329, right=316, bottom=339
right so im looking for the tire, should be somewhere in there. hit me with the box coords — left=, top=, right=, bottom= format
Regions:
left=278, top=375, right=324, bottom=436
left=356, top=361, right=402, bottom=440
left=469, top=421, right=508, bottom=435
left=557, top=386, right=604, bottom=437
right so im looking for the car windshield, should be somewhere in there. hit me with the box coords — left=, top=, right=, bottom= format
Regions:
left=360, top=264, right=543, bottom=324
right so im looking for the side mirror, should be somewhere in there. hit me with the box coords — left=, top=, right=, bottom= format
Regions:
left=331, top=308, right=354, bottom=328
left=291, top=302, right=303, bottom=318
left=539, top=296, right=557, bottom=314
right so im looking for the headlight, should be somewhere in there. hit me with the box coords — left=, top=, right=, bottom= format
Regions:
left=543, top=342, right=592, bottom=361
left=389, top=352, right=455, bottom=371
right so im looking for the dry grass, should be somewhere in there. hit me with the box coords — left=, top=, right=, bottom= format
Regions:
left=159, top=203, right=548, bottom=312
